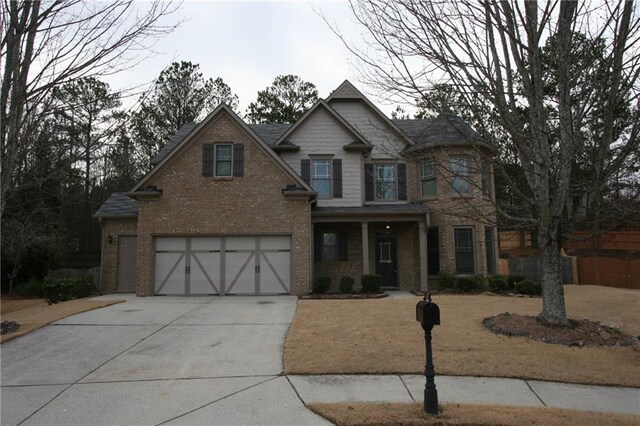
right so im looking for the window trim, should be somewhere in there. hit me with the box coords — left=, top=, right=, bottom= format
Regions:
left=311, top=158, right=333, bottom=199
left=450, top=155, right=472, bottom=197
left=374, top=162, right=398, bottom=202
left=454, top=226, right=475, bottom=274
left=420, top=159, right=437, bottom=198
left=214, top=143, right=233, bottom=177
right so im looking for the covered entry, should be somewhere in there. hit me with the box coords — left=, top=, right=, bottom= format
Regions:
left=154, top=236, right=291, bottom=295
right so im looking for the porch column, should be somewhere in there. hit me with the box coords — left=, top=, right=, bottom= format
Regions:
left=419, top=220, right=429, bottom=292
left=361, top=222, right=369, bottom=275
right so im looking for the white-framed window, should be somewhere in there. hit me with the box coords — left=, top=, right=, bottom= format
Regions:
left=450, top=156, right=471, bottom=195
left=420, top=159, right=437, bottom=197
left=481, top=159, right=491, bottom=197
left=215, top=144, right=232, bottom=177
left=322, top=232, right=338, bottom=262
left=378, top=240, right=392, bottom=263
left=312, top=159, right=332, bottom=198
left=375, top=163, right=397, bottom=201
left=454, top=227, right=475, bottom=274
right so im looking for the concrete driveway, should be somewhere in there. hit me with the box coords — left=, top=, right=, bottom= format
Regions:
left=1, top=295, right=330, bottom=426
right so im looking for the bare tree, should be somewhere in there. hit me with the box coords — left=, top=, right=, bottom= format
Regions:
left=340, top=1, right=639, bottom=324
left=1, top=0, right=180, bottom=220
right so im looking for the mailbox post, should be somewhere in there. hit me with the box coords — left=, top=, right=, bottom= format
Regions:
left=416, top=292, right=440, bottom=415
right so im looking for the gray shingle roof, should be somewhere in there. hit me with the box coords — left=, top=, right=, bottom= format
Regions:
left=313, top=204, right=427, bottom=215
left=94, top=193, right=138, bottom=218
left=394, top=114, right=493, bottom=151
left=249, top=123, right=292, bottom=145
left=150, top=123, right=197, bottom=166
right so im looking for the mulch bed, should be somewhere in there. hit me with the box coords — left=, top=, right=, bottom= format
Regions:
left=299, top=293, right=389, bottom=300
left=483, top=312, right=638, bottom=347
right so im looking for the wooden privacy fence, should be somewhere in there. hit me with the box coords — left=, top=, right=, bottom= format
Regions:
left=577, top=257, right=640, bottom=289
left=564, top=231, right=640, bottom=289
left=508, top=257, right=574, bottom=284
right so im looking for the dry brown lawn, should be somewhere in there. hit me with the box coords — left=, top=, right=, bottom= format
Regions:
left=1, top=297, right=124, bottom=343
left=284, top=285, right=640, bottom=386
left=308, top=402, right=640, bottom=426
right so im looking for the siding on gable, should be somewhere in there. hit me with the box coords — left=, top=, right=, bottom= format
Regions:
left=281, top=107, right=363, bottom=207
left=330, top=100, right=407, bottom=159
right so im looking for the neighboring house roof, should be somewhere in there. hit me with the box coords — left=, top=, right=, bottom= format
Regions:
left=131, top=103, right=314, bottom=194
left=395, top=114, right=494, bottom=153
left=326, top=80, right=414, bottom=147
left=150, top=123, right=197, bottom=167
left=93, top=193, right=138, bottom=218
left=249, top=123, right=292, bottom=145
left=273, top=99, right=372, bottom=147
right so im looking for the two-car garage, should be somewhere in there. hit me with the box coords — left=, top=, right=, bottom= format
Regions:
left=154, top=236, right=291, bottom=295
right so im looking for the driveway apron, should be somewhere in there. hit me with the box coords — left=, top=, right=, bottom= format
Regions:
left=1, top=295, right=330, bottom=426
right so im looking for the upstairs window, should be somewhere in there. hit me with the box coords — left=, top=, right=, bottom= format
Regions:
left=450, top=156, right=471, bottom=195
left=312, top=159, right=332, bottom=198
left=375, top=164, right=397, bottom=201
left=215, top=144, right=232, bottom=177
left=482, top=159, right=491, bottom=197
left=420, top=160, right=437, bottom=197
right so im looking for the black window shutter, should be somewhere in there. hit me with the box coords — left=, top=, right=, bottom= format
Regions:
left=314, top=231, right=322, bottom=262
left=333, top=159, right=342, bottom=198
left=364, top=163, right=374, bottom=201
left=338, top=231, right=348, bottom=261
left=202, top=144, right=213, bottom=176
left=233, top=144, right=244, bottom=177
left=301, top=159, right=311, bottom=185
left=398, top=163, right=407, bottom=200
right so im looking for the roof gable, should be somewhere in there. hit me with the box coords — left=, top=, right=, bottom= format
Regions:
left=327, top=80, right=414, bottom=147
left=131, top=104, right=313, bottom=193
left=273, top=99, right=371, bottom=146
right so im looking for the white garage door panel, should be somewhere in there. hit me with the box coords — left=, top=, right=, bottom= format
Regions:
left=225, top=252, right=255, bottom=294
left=155, top=253, right=186, bottom=294
left=260, top=251, right=290, bottom=293
left=191, top=237, right=221, bottom=251
left=153, top=236, right=291, bottom=295
left=190, top=252, right=220, bottom=294
left=156, top=238, right=186, bottom=251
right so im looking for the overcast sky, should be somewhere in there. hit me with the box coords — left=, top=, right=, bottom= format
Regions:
left=105, top=1, right=402, bottom=116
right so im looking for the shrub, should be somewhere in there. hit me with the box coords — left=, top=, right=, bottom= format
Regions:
left=339, top=275, right=355, bottom=294
left=455, top=275, right=485, bottom=293
left=507, top=274, right=526, bottom=288
left=313, top=276, right=331, bottom=294
left=42, top=273, right=94, bottom=304
left=487, top=275, right=509, bottom=293
left=514, top=280, right=542, bottom=296
left=15, top=278, right=44, bottom=298
left=437, top=271, right=457, bottom=291
left=361, top=274, right=382, bottom=293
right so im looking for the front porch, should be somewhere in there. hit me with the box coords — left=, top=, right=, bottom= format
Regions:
left=311, top=205, right=429, bottom=292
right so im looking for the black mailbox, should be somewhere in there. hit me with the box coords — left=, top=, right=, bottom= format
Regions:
left=416, top=300, right=440, bottom=327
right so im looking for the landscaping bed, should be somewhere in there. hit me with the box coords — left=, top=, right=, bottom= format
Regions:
left=308, top=402, right=640, bottom=426
left=284, top=285, right=640, bottom=386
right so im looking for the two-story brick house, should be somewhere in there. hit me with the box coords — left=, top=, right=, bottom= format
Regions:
left=95, top=80, right=497, bottom=296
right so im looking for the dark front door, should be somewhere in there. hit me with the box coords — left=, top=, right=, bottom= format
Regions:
left=375, top=237, right=397, bottom=286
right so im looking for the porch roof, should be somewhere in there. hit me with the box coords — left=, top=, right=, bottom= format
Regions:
left=312, top=204, right=427, bottom=222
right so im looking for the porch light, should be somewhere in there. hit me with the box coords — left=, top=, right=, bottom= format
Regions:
left=107, top=235, right=113, bottom=244
left=385, top=225, right=390, bottom=229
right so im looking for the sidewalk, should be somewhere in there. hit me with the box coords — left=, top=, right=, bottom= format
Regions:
left=287, top=374, right=640, bottom=416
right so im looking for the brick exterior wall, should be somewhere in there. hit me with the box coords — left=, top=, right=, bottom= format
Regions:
left=408, top=146, right=499, bottom=276
left=99, top=219, right=138, bottom=294
left=131, top=111, right=311, bottom=296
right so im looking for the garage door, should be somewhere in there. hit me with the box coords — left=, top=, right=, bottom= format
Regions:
left=154, top=236, right=290, bottom=295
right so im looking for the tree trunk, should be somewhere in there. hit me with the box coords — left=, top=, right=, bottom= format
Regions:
left=538, top=238, right=569, bottom=325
